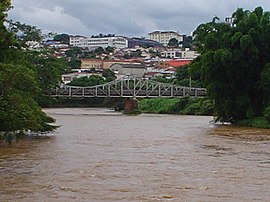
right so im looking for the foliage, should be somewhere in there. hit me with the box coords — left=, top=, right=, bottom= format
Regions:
left=179, top=98, right=214, bottom=115
left=54, top=34, right=69, bottom=44
left=0, top=63, right=56, bottom=134
left=0, top=1, right=57, bottom=138
left=7, top=20, right=43, bottom=47
left=180, top=35, right=193, bottom=49
left=65, top=47, right=82, bottom=58
left=67, top=58, right=81, bottom=69
left=139, top=98, right=180, bottom=114
left=102, top=69, right=116, bottom=81
left=91, top=33, right=115, bottom=38
left=236, top=117, right=270, bottom=129
left=105, top=46, right=115, bottom=53
left=94, top=47, right=105, bottom=55
left=26, top=51, right=67, bottom=93
left=175, top=65, right=189, bottom=81
left=175, top=65, right=201, bottom=87
left=152, top=76, right=174, bottom=84
left=191, top=7, right=270, bottom=125
left=168, top=38, right=179, bottom=47
left=138, top=97, right=213, bottom=115
left=69, top=75, right=105, bottom=87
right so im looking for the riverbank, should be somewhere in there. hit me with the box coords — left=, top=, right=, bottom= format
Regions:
left=138, top=97, right=214, bottom=116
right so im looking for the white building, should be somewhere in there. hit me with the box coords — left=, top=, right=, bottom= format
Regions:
left=161, top=48, right=199, bottom=59
left=70, top=35, right=128, bottom=49
left=148, top=31, right=183, bottom=46
left=69, top=35, right=88, bottom=47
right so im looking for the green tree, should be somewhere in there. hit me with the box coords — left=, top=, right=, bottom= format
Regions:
left=0, top=63, right=55, bottom=133
left=94, top=47, right=105, bottom=55
left=7, top=20, right=43, bottom=47
left=67, top=58, right=81, bottom=69
left=168, top=38, right=179, bottom=47
left=65, top=47, right=82, bottom=58
left=180, top=35, right=193, bottom=49
left=0, top=1, right=56, bottom=138
left=27, top=51, right=67, bottom=93
left=102, top=69, right=116, bottom=81
left=192, top=6, right=270, bottom=124
left=54, top=33, right=70, bottom=44
left=69, top=75, right=105, bottom=87
left=105, top=46, right=114, bottom=53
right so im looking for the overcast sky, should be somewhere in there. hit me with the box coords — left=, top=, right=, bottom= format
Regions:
left=8, top=0, right=270, bottom=37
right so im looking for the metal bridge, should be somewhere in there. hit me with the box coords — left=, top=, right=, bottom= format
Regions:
left=53, top=75, right=207, bottom=98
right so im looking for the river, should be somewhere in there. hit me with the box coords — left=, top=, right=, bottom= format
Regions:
left=0, top=108, right=269, bottom=202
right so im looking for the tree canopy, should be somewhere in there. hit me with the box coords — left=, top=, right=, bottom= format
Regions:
left=7, top=20, right=43, bottom=47
left=168, top=38, right=179, bottom=47
left=0, top=0, right=59, bottom=137
left=69, top=75, right=105, bottom=87
left=191, top=6, right=270, bottom=126
left=54, top=33, right=70, bottom=44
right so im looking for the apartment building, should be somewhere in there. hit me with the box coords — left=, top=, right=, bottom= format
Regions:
left=70, top=36, right=128, bottom=49
left=88, top=37, right=128, bottom=49
left=148, top=31, right=183, bottom=46
left=69, top=35, right=88, bottom=47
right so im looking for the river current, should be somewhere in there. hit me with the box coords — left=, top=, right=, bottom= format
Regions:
left=0, top=108, right=269, bottom=202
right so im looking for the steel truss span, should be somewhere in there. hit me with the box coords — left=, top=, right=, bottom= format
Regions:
left=53, top=75, right=207, bottom=98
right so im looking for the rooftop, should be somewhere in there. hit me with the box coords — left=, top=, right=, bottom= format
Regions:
left=148, top=31, right=180, bottom=35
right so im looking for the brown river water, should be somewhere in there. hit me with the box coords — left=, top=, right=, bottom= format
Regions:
left=0, top=108, right=270, bottom=202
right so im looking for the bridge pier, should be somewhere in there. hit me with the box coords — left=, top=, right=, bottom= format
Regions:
left=124, top=99, right=138, bottom=112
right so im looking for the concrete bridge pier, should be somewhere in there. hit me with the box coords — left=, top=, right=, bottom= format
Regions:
left=124, top=98, right=138, bottom=112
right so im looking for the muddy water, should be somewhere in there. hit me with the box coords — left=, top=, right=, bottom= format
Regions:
left=0, top=108, right=269, bottom=202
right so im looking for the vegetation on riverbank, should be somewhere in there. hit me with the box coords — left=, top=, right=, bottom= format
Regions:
left=0, top=0, right=63, bottom=141
left=190, top=7, right=270, bottom=128
left=138, top=97, right=213, bottom=116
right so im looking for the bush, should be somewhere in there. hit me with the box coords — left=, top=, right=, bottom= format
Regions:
left=138, top=98, right=180, bottom=114
left=263, top=105, right=270, bottom=122
left=180, top=98, right=214, bottom=115
left=138, top=97, right=213, bottom=115
left=237, top=117, right=270, bottom=128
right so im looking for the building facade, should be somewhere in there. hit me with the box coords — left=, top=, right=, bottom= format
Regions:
left=148, top=31, right=183, bottom=46
left=161, top=48, right=199, bottom=59
left=80, top=59, right=103, bottom=70
left=80, top=59, right=141, bottom=70
left=110, top=64, right=145, bottom=77
left=69, top=35, right=88, bottom=47
left=88, top=37, right=128, bottom=49
left=70, top=36, right=128, bottom=49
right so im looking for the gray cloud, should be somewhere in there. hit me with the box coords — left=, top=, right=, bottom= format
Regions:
left=8, top=0, right=270, bottom=37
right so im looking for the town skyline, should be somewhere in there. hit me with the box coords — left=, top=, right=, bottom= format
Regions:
left=9, top=0, right=270, bottom=37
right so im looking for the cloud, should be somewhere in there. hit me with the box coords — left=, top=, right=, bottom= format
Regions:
left=9, top=5, right=91, bottom=35
left=8, top=0, right=270, bottom=37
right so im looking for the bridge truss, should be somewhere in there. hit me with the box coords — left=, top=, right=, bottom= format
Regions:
left=53, top=76, right=207, bottom=98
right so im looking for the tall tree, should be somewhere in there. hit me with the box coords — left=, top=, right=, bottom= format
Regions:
left=192, top=7, right=270, bottom=124
left=0, top=0, right=56, bottom=137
